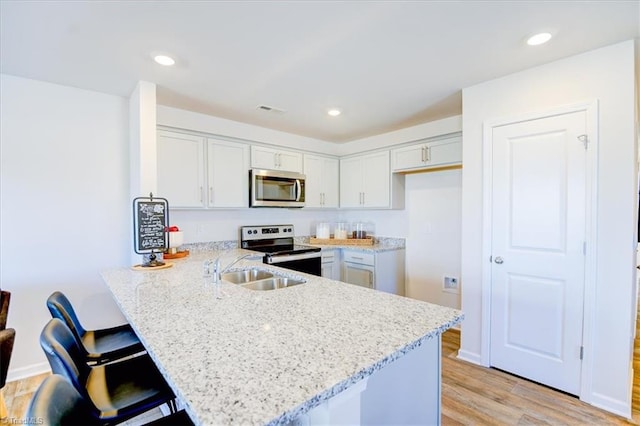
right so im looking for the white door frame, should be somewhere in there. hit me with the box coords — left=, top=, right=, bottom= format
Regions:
left=480, top=100, right=599, bottom=401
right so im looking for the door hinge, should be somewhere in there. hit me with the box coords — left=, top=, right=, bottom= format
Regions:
left=580, top=346, right=584, bottom=360
left=577, top=134, right=589, bottom=149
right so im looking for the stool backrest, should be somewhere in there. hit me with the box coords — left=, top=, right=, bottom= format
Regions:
left=0, top=328, right=15, bottom=388
left=40, top=318, right=91, bottom=398
left=1, top=290, right=11, bottom=330
left=26, top=374, right=99, bottom=426
left=47, top=291, right=87, bottom=342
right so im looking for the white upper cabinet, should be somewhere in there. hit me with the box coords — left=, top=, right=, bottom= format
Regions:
left=157, top=130, right=249, bottom=209
left=304, top=154, right=339, bottom=208
left=391, top=135, right=462, bottom=172
left=207, top=139, right=250, bottom=208
left=157, top=130, right=206, bottom=208
left=251, top=145, right=303, bottom=173
left=340, top=150, right=404, bottom=209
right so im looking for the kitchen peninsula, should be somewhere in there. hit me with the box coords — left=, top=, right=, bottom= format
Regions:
left=101, top=248, right=463, bottom=425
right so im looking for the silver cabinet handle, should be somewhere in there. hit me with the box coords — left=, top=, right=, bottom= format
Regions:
left=494, top=256, right=504, bottom=264
left=209, top=187, right=213, bottom=204
left=425, top=146, right=431, bottom=162
left=421, top=146, right=426, bottom=162
left=200, top=186, right=203, bottom=203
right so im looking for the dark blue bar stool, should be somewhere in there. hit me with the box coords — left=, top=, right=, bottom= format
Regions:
left=40, top=318, right=176, bottom=424
left=46, top=291, right=144, bottom=364
left=27, top=374, right=194, bottom=426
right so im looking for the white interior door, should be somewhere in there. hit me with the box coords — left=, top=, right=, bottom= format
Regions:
left=489, top=111, right=587, bottom=396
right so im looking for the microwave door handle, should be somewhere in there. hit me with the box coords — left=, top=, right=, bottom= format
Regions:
left=295, top=179, right=301, bottom=202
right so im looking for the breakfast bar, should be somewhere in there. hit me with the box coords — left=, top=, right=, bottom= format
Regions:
left=101, top=249, right=463, bottom=425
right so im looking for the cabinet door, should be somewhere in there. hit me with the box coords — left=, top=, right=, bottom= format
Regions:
left=392, top=144, right=425, bottom=171
left=207, top=139, right=249, bottom=208
left=342, top=263, right=374, bottom=288
left=321, top=262, right=333, bottom=278
left=278, top=150, right=303, bottom=173
left=251, top=146, right=303, bottom=173
left=251, top=145, right=278, bottom=170
left=322, top=250, right=340, bottom=280
left=157, top=131, right=205, bottom=208
left=425, top=139, right=462, bottom=168
left=304, top=154, right=339, bottom=208
left=392, top=138, right=462, bottom=172
left=339, top=156, right=363, bottom=208
left=303, top=154, right=323, bottom=208
left=322, top=157, right=340, bottom=208
left=362, top=151, right=390, bottom=208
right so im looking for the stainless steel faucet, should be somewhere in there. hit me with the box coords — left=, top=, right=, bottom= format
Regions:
left=212, top=253, right=253, bottom=284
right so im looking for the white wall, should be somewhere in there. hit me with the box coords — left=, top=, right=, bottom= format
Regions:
left=0, top=74, right=131, bottom=379
left=158, top=105, right=341, bottom=156
left=460, top=40, right=637, bottom=416
left=402, top=170, right=462, bottom=309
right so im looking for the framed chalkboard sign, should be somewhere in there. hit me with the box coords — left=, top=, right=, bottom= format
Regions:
left=133, top=194, right=169, bottom=256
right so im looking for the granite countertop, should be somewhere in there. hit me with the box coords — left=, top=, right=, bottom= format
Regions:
left=183, top=236, right=406, bottom=254
left=101, top=248, right=462, bottom=425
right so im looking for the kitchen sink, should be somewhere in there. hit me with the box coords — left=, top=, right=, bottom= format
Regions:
left=220, top=268, right=306, bottom=291
left=221, top=269, right=273, bottom=284
left=240, top=277, right=306, bottom=291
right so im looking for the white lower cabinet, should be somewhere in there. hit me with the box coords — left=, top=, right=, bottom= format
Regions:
left=341, top=249, right=405, bottom=296
left=321, top=250, right=341, bottom=280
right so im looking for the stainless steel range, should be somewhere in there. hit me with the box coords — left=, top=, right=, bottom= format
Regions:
left=240, top=224, right=321, bottom=276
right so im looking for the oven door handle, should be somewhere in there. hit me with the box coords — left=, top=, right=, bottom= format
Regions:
left=265, top=252, right=321, bottom=264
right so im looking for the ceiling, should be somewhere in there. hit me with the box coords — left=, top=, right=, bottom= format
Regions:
left=1, top=1, right=638, bottom=143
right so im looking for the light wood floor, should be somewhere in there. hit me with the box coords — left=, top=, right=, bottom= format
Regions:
left=441, top=329, right=638, bottom=425
left=1, top=330, right=638, bottom=425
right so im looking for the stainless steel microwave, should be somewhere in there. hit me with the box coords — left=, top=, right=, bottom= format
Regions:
left=250, top=169, right=306, bottom=208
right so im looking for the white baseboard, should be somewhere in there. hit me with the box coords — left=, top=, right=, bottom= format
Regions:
left=588, top=392, right=632, bottom=420
left=456, top=349, right=483, bottom=366
left=6, top=362, right=50, bottom=383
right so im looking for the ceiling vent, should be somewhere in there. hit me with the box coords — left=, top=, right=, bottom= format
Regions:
left=256, top=104, right=286, bottom=114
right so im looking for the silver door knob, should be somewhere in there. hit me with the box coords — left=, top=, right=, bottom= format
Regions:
left=494, top=256, right=504, bottom=264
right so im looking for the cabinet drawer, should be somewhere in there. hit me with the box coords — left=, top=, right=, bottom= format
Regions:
left=322, top=250, right=336, bottom=262
left=342, top=251, right=375, bottom=266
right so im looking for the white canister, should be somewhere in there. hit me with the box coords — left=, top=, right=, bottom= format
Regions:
left=316, top=222, right=331, bottom=239
left=334, top=222, right=348, bottom=240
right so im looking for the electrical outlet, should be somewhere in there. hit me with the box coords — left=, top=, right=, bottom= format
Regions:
left=443, top=276, right=459, bottom=293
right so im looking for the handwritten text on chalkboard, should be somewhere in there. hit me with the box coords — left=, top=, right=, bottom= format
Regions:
left=136, top=201, right=167, bottom=252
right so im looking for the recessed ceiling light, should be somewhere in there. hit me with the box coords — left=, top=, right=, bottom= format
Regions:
left=526, top=32, right=552, bottom=46
left=327, top=109, right=341, bottom=117
left=154, top=55, right=175, bottom=66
